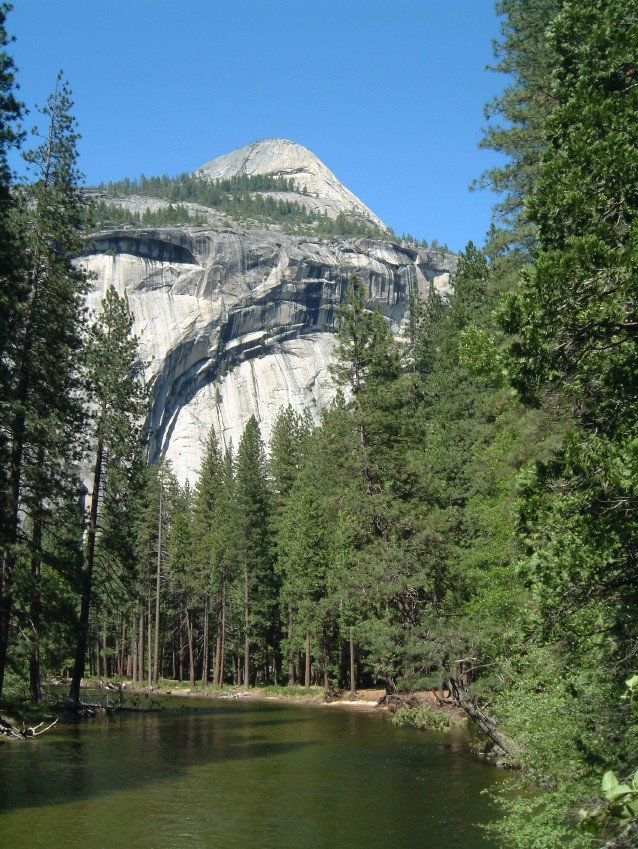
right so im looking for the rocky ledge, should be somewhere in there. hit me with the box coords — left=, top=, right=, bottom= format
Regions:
left=81, top=224, right=455, bottom=483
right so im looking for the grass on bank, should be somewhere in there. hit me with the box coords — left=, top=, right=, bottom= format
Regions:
left=391, top=703, right=464, bottom=732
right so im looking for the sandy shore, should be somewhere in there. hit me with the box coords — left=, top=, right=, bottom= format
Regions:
left=133, top=685, right=459, bottom=717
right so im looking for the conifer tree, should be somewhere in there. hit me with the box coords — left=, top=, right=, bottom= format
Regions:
left=235, top=417, right=271, bottom=686
left=192, top=429, right=225, bottom=686
left=0, top=4, right=23, bottom=540
left=477, top=0, right=562, bottom=256
left=269, top=406, right=311, bottom=683
left=69, top=285, right=146, bottom=705
left=0, top=75, right=89, bottom=698
left=167, top=482, right=196, bottom=687
left=212, top=447, right=241, bottom=685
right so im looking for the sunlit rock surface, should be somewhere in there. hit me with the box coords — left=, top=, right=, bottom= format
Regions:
left=196, top=138, right=386, bottom=229
left=81, top=226, right=454, bottom=484
left=82, top=139, right=456, bottom=483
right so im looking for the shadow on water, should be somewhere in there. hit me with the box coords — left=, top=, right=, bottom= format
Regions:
left=0, top=700, right=316, bottom=814
left=0, top=699, right=511, bottom=849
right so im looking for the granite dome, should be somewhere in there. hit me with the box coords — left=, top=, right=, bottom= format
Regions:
left=196, top=138, right=386, bottom=230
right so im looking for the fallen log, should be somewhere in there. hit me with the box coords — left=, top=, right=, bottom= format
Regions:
left=0, top=715, right=58, bottom=740
left=448, top=679, right=522, bottom=766
left=24, top=718, right=59, bottom=737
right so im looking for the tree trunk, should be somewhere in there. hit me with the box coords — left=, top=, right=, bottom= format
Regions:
left=29, top=505, right=43, bottom=702
left=201, top=595, right=209, bottom=688
left=322, top=628, right=329, bottom=689
left=114, top=623, right=119, bottom=678
left=304, top=633, right=311, bottom=689
left=219, top=579, right=226, bottom=688
left=287, top=606, right=294, bottom=685
left=118, top=619, right=126, bottom=677
left=185, top=607, right=195, bottom=689
left=349, top=627, right=356, bottom=696
left=137, top=611, right=144, bottom=684
left=171, top=639, right=177, bottom=681
left=131, top=619, right=138, bottom=684
left=243, top=564, right=250, bottom=688
left=146, top=604, right=152, bottom=688
left=178, top=606, right=184, bottom=682
left=152, top=485, right=162, bottom=687
left=213, top=631, right=221, bottom=687
left=449, top=679, right=522, bottom=764
left=102, top=617, right=108, bottom=678
left=70, top=436, right=104, bottom=706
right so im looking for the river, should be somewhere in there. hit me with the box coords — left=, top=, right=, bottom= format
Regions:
left=0, top=697, right=509, bottom=849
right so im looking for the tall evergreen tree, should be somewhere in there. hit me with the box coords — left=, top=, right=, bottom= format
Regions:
left=235, top=417, right=271, bottom=686
left=0, top=4, right=23, bottom=545
left=269, top=406, right=311, bottom=684
left=166, top=481, right=197, bottom=688
left=477, top=0, right=562, bottom=256
left=192, top=429, right=225, bottom=687
left=0, top=75, right=89, bottom=698
left=69, top=285, right=146, bottom=705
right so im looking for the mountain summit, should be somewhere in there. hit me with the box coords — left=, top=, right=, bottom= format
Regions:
left=196, top=138, right=386, bottom=230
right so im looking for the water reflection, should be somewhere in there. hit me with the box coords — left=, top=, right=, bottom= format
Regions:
left=0, top=700, right=508, bottom=849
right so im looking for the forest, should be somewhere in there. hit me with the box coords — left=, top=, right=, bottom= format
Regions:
left=92, top=170, right=392, bottom=239
left=0, top=1, right=636, bottom=848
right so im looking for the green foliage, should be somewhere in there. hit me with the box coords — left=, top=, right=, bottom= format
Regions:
left=391, top=704, right=459, bottom=732
left=484, top=2, right=638, bottom=847
left=1, top=11, right=635, bottom=849
left=477, top=0, right=562, bottom=256
left=578, top=676, right=638, bottom=844
left=0, top=1, right=23, bottom=508
left=255, top=683, right=322, bottom=699
left=92, top=199, right=208, bottom=228
left=1, top=71, right=92, bottom=698
left=92, top=171, right=390, bottom=238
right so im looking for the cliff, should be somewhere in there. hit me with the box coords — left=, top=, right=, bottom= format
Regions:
left=83, top=141, right=455, bottom=483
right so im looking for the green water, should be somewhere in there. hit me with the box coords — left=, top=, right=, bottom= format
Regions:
left=0, top=698, right=508, bottom=849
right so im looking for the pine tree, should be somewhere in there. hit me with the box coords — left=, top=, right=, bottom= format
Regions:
left=191, top=429, right=225, bottom=686
left=0, top=4, right=23, bottom=541
left=235, top=417, right=271, bottom=686
left=0, top=75, right=90, bottom=698
left=269, top=406, right=311, bottom=684
left=167, top=481, right=197, bottom=688
left=69, top=285, right=146, bottom=705
left=477, top=0, right=562, bottom=256
left=212, top=447, right=241, bottom=686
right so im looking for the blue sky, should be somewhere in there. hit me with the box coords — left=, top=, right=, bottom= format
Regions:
left=9, top=1, right=506, bottom=252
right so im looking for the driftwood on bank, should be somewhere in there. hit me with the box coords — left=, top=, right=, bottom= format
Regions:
left=323, top=687, right=342, bottom=703
left=0, top=715, right=58, bottom=740
left=443, top=679, right=522, bottom=766
left=376, top=692, right=421, bottom=712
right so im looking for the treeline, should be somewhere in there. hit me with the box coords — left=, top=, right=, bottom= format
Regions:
left=93, top=169, right=392, bottom=239
left=100, top=171, right=298, bottom=200
left=92, top=200, right=209, bottom=228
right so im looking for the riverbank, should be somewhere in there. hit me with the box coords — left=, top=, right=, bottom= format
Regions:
left=165, top=684, right=387, bottom=711
left=1, top=678, right=466, bottom=742
left=85, top=678, right=466, bottom=722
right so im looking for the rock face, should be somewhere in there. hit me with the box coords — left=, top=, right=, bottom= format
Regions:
left=196, top=138, right=386, bottom=230
left=83, top=141, right=456, bottom=485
